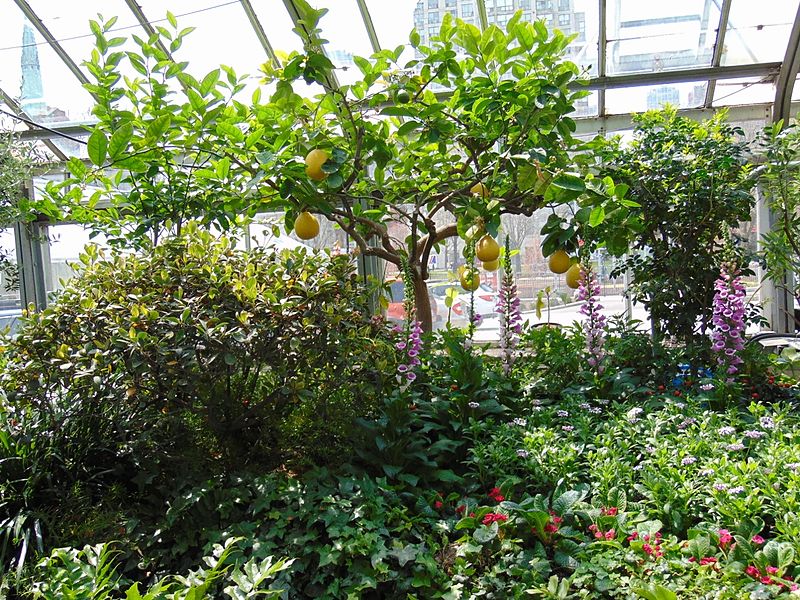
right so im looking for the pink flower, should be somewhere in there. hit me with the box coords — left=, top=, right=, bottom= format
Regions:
left=718, top=529, right=733, bottom=549
left=544, top=523, right=559, bottom=534
left=751, top=535, right=765, bottom=545
left=745, top=565, right=761, bottom=578
left=605, top=529, right=616, bottom=540
left=627, top=531, right=638, bottom=542
left=767, top=566, right=779, bottom=575
left=699, top=557, right=718, bottom=566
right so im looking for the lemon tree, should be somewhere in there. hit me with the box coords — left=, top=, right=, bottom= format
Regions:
left=44, top=4, right=627, bottom=331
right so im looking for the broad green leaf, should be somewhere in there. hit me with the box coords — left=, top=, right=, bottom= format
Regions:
left=589, top=206, right=605, bottom=227
left=87, top=129, right=108, bottom=166
left=108, top=123, right=133, bottom=160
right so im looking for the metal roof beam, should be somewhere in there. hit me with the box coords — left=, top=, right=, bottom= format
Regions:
left=123, top=0, right=178, bottom=63
left=574, top=101, right=782, bottom=136
left=239, top=0, right=280, bottom=68
left=598, top=0, right=607, bottom=118
left=0, top=86, right=68, bottom=161
left=11, top=0, right=95, bottom=101
left=583, top=61, right=780, bottom=91
left=356, top=0, right=381, bottom=54
left=704, top=0, right=733, bottom=107
left=477, top=0, right=488, bottom=30
left=773, top=2, right=800, bottom=125
left=17, top=122, right=93, bottom=142
left=281, top=0, right=340, bottom=91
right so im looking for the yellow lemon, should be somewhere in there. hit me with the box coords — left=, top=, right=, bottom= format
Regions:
left=470, top=182, right=490, bottom=198
left=565, top=263, right=582, bottom=289
left=475, top=234, right=500, bottom=263
left=304, top=149, right=329, bottom=181
left=482, top=259, right=499, bottom=272
left=548, top=250, right=571, bottom=274
left=294, top=211, right=320, bottom=240
left=459, top=267, right=481, bottom=291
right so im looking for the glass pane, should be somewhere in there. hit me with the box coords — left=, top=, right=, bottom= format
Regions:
left=0, top=0, right=95, bottom=123
left=713, top=77, right=776, bottom=106
left=365, top=0, right=420, bottom=66
left=137, top=0, right=271, bottom=98
left=25, top=0, right=147, bottom=85
left=0, top=228, right=21, bottom=332
left=606, top=0, right=719, bottom=75
left=573, top=89, right=599, bottom=118
left=605, top=81, right=707, bottom=115
left=311, top=0, right=375, bottom=86
left=722, top=0, right=796, bottom=65
left=45, top=223, right=109, bottom=295
left=249, top=0, right=304, bottom=58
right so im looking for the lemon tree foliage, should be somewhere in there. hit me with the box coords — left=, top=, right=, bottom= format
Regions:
left=41, top=6, right=626, bottom=330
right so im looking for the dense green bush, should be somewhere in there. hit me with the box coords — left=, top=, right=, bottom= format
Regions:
left=595, top=108, right=756, bottom=344
left=0, top=229, right=395, bottom=576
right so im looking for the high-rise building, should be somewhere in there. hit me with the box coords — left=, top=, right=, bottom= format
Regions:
left=413, top=0, right=589, bottom=66
left=20, top=23, right=46, bottom=117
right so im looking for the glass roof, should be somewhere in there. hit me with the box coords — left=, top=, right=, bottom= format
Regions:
left=0, top=0, right=798, bottom=147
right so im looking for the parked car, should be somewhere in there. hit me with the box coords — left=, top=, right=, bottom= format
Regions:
left=386, top=278, right=445, bottom=327
left=428, top=281, right=466, bottom=324
left=453, top=282, right=498, bottom=320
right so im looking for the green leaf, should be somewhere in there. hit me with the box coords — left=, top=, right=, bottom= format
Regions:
left=108, top=123, right=133, bottom=160
left=473, top=523, right=498, bottom=544
left=551, top=173, right=586, bottom=193
left=633, top=584, right=677, bottom=600
left=145, top=115, right=171, bottom=141
left=87, top=129, right=108, bottom=166
left=589, top=206, right=605, bottom=227
left=200, top=69, right=220, bottom=96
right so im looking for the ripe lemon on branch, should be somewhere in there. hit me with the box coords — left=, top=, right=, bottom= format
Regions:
left=548, top=250, right=571, bottom=274
left=304, top=149, right=329, bottom=181
left=294, top=211, right=320, bottom=240
left=459, top=266, right=481, bottom=291
left=476, top=235, right=500, bottom=263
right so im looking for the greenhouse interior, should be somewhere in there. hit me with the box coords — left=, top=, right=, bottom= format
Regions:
left=1, top=0, right=800, bottom=597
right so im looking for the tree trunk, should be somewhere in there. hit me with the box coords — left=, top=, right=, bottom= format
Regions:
left=411, top=264, right=433, bottom=333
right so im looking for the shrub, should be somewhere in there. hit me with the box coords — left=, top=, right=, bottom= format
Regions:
left=0, top=228, right=396, bottom=573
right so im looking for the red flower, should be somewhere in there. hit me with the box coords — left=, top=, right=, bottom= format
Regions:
left=643, top=543, right=653, bottom=555
left=627, top=531, right=638, bottom=542
left=658, top=385, right=665, bottom=391
left=481, top=512, right=508, bottom=525
left=544, top=523, right=559, bottom=534
left=434, top=500, right=443, bottom=509
left=761, top=576, right=773, bottom=585
left=488, top=487, right=505, bottom=502
left=767, top=566, right=779, bottom=575
left=601, top=506, right=618, bottom=516
left=745, top=565, right=761, bottom=579
left=699, top=557, right=718, bottom=566
left=455, top=504, right=466, bottom=515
